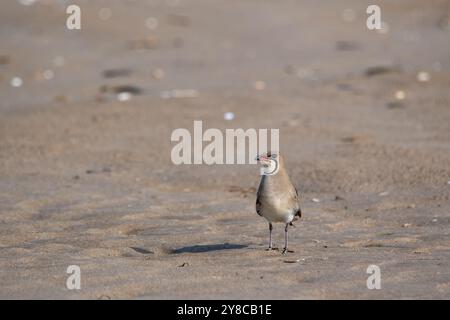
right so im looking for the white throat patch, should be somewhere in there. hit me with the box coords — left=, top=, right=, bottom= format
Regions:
left=260, top=159, right=279, bottom=176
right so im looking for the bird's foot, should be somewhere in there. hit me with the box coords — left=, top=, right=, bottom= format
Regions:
left=266, top=247, right=279, bottom=251
left=282, top=248, right=294, bottom=254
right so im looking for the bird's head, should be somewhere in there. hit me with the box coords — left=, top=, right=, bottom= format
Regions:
left=256, top=151, right=281, bottom=176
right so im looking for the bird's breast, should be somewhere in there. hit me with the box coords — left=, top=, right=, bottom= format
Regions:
left=258, top=195, right=294, bottom=223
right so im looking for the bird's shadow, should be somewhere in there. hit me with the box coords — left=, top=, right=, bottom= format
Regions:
left=172, top=243, right=247, bottom=254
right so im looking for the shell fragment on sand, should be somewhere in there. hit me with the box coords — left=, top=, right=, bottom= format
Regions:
left=395, top=90, right=406, bottom=100
left=10, top=77, right=23, bottom=87
left=223, top=112, right=235, bottom=121
left=117, top=92, right=132, bottom=102
left=417, top=71, right=430, bottom=82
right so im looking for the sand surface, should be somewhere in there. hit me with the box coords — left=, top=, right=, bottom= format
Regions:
left=1, top=0, right=450, bottom=299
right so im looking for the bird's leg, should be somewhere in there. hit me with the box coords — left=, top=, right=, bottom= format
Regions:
left=282, top=223, right=289, bottom=254
left=269, top=222, right=273, bottom=249
left=266, top=223, right=273, bottom=250
left=282, top=223, right=294, bottom=254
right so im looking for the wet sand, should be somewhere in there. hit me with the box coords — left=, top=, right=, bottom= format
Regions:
left=1, top=0, right=450, bottom=299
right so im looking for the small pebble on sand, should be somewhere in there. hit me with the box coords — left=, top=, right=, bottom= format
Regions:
left=117, top=92, right=132, bottom=102
left=111, top=85, right=142, bottom=95
left=178, top=262, right=189, bottom=267
left=402, top=223, right=412, bottom=228
left=224, top=112, right=235, bottom=121
left=416, top=71, right=430, bottom=82
left=365, top=65, right=399, bottom=77
left=395, top=90, right=406, bottom=100
left=283, top=259, right=301, bottom=264
left=312, top=198, right=320, bottom=203
left=10, top=77, right=23, bottom=88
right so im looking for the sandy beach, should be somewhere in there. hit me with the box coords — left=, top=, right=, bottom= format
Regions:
left=1, top=0, right=450, bottom=299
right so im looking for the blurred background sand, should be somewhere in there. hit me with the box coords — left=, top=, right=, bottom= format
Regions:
left=1, top=0, right=450, bottom=299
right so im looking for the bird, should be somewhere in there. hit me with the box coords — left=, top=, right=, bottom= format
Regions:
left=256, top=151, right=302, bottom=254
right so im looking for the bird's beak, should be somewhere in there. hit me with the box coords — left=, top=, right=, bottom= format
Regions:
left=256, top=155, right=269, bottom=164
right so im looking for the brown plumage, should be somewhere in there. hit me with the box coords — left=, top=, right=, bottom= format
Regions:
left=256, top=152, right=301, bottom=254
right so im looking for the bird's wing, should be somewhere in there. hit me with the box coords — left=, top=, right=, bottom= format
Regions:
left=256, top=182, right=264, bottom=216
left=255, top=175, right=268, bottom=217
left=256, top=196, right=263, bottom=216
left=290, top=185, right=302, bottom=219
left=289, top=185, right=299, bottom=203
